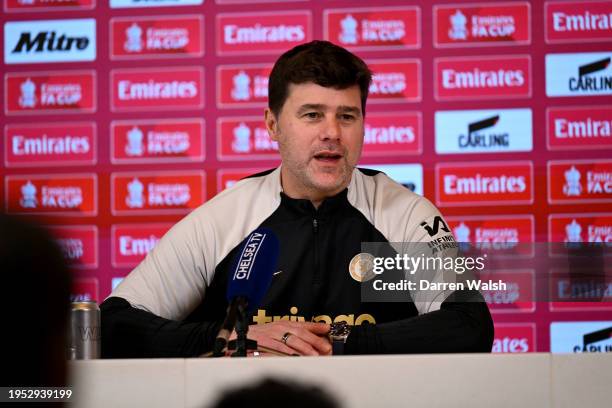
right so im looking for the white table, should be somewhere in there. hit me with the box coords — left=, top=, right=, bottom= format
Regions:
left=69, top=353, right=612, bottom=408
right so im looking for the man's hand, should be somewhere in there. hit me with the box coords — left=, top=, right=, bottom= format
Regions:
left=229, top=321, right=331, bottom=356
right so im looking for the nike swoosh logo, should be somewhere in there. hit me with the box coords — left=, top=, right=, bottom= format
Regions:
left=273, top=270, right=283, bottom=276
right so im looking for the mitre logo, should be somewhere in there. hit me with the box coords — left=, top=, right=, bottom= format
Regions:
left=324, top=7, right=420, bottom=50
left=217, top=11, right=311, bottom=55
left=546, top=52, right=612, bottom=96
left=548, top=160, right=612, bottom=203
left=435, top=55, right=531, bottom=100
left=436, top=161, right=533, bottom=206
left=435, top=108, right=533, bottom=154
left=547, top=106, right=612, bottom=150
left=546, top=1, right=612, bottom=43
left=4, top=19, right=96, bottom=64
left=434, top=3, right=530, bottom=47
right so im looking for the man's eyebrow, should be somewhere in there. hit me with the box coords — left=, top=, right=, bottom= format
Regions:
left=297, top=104, right=326, bottom=114
left=296, top=104, right=362, bottom=115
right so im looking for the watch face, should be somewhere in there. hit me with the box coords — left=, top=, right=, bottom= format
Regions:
left=330, top=322, right=350, bottom=338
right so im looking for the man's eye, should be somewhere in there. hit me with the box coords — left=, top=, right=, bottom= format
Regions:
left=340, top=114, right=356, bottom=121
left=304, top=112, right=321, bottom=119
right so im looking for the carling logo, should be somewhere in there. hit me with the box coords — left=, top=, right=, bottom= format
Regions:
left=548, top=159, right=612, bottom=204
left=360, top=163, right=423, bottom=196
left=111, top=171, right=205, bottom=215
left=5, top=173, right=97, bottom=216
left=547, top=106, right=612, bottom=150
left=436, top=161, right=533, bottom=206
left=551, top=321, right=612, bottom=353
left=492, top=324, right=535, bottom=353
left=447, top=215, right=534, bottom=256
left=5, top=122, right=96, bottom=167
left=4, top=70, right=96, bottom=115
left=324, top=6, right=420, bottom=50
left=549, top=214, right=612, bottom=244
left=110, top=15, right=204, bottom=60
left=435, top=108, right=532, bottom=154
left=111, top=118, right=204, bottom=164
left=110, top=0, right=202, bottom=8
left=71, top=278, right=98, bottom=302
left=546, top=1, right=612, bottom=44
left=111, top=223, right=172, bottom=267
left=362, top=112, right=421, bottom=157
left=111, top=67, right=203, bottom=111
left=216, top=11, right=311, bottom=55
left=367, top=59, right=421, bottom=103
left=435, top=55, right=531, bottom=100
left=48, top=225, right=98, bottom=269
left=434, top=2, right=530, bottom=47
left=217, top=169, right=267, bottom=192
left=216, top=64, right=272, bottom=108
left=475, top=270, right=535, bottom=313
left=217, top=117, right=279, bottom=161
left=546, top=52, right=612, bottom=97
left=4, top=0, right=95, bottom=12
left=4, top=19, right=96, bottom=64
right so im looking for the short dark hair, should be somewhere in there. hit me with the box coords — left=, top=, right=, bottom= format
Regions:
left=268, top=40, right=372, bottom=117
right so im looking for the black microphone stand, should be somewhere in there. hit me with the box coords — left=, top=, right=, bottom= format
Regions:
left=228, top=300, right=258, bottom=357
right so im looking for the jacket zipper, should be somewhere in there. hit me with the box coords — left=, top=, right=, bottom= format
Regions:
left=313, top=218, right=321, bottom=284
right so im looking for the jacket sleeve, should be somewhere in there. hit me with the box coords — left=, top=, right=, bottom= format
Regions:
left=345, top=289, right=494, bottom=354
left=100, top=297, right=222, bottom=358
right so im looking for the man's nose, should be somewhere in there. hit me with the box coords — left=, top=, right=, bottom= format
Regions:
left=320, top=115, right=341, bottom=141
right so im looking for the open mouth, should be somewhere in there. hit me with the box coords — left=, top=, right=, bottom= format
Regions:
left=313, top=152, right=343, bottom=163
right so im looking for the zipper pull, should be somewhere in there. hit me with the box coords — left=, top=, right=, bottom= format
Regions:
left=313, top=218, right=318, bottom=233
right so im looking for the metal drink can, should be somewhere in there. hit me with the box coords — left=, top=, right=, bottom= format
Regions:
left=69, top=301, right=101, bottom=360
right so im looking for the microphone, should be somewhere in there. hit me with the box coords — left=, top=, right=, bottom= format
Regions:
left=213, top=228, right=279, bottom=356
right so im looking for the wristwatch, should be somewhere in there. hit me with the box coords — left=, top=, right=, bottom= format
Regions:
left=328, top=322, right=351, bottom=355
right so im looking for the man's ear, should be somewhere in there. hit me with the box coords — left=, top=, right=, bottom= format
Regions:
left=265, top=108, right=279, bottom=141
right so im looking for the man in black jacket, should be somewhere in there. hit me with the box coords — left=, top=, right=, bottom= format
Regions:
left=101, top=40, right=493, bottom=358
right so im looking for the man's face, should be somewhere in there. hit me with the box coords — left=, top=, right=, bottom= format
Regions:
left=266, top=82, right=364, bottom=201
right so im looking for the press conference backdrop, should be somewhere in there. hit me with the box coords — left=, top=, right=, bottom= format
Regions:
left=1, top=0, right=611, bottom=353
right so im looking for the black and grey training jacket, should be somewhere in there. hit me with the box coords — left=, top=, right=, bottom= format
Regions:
left=101, top=166, right=493, bottom=357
